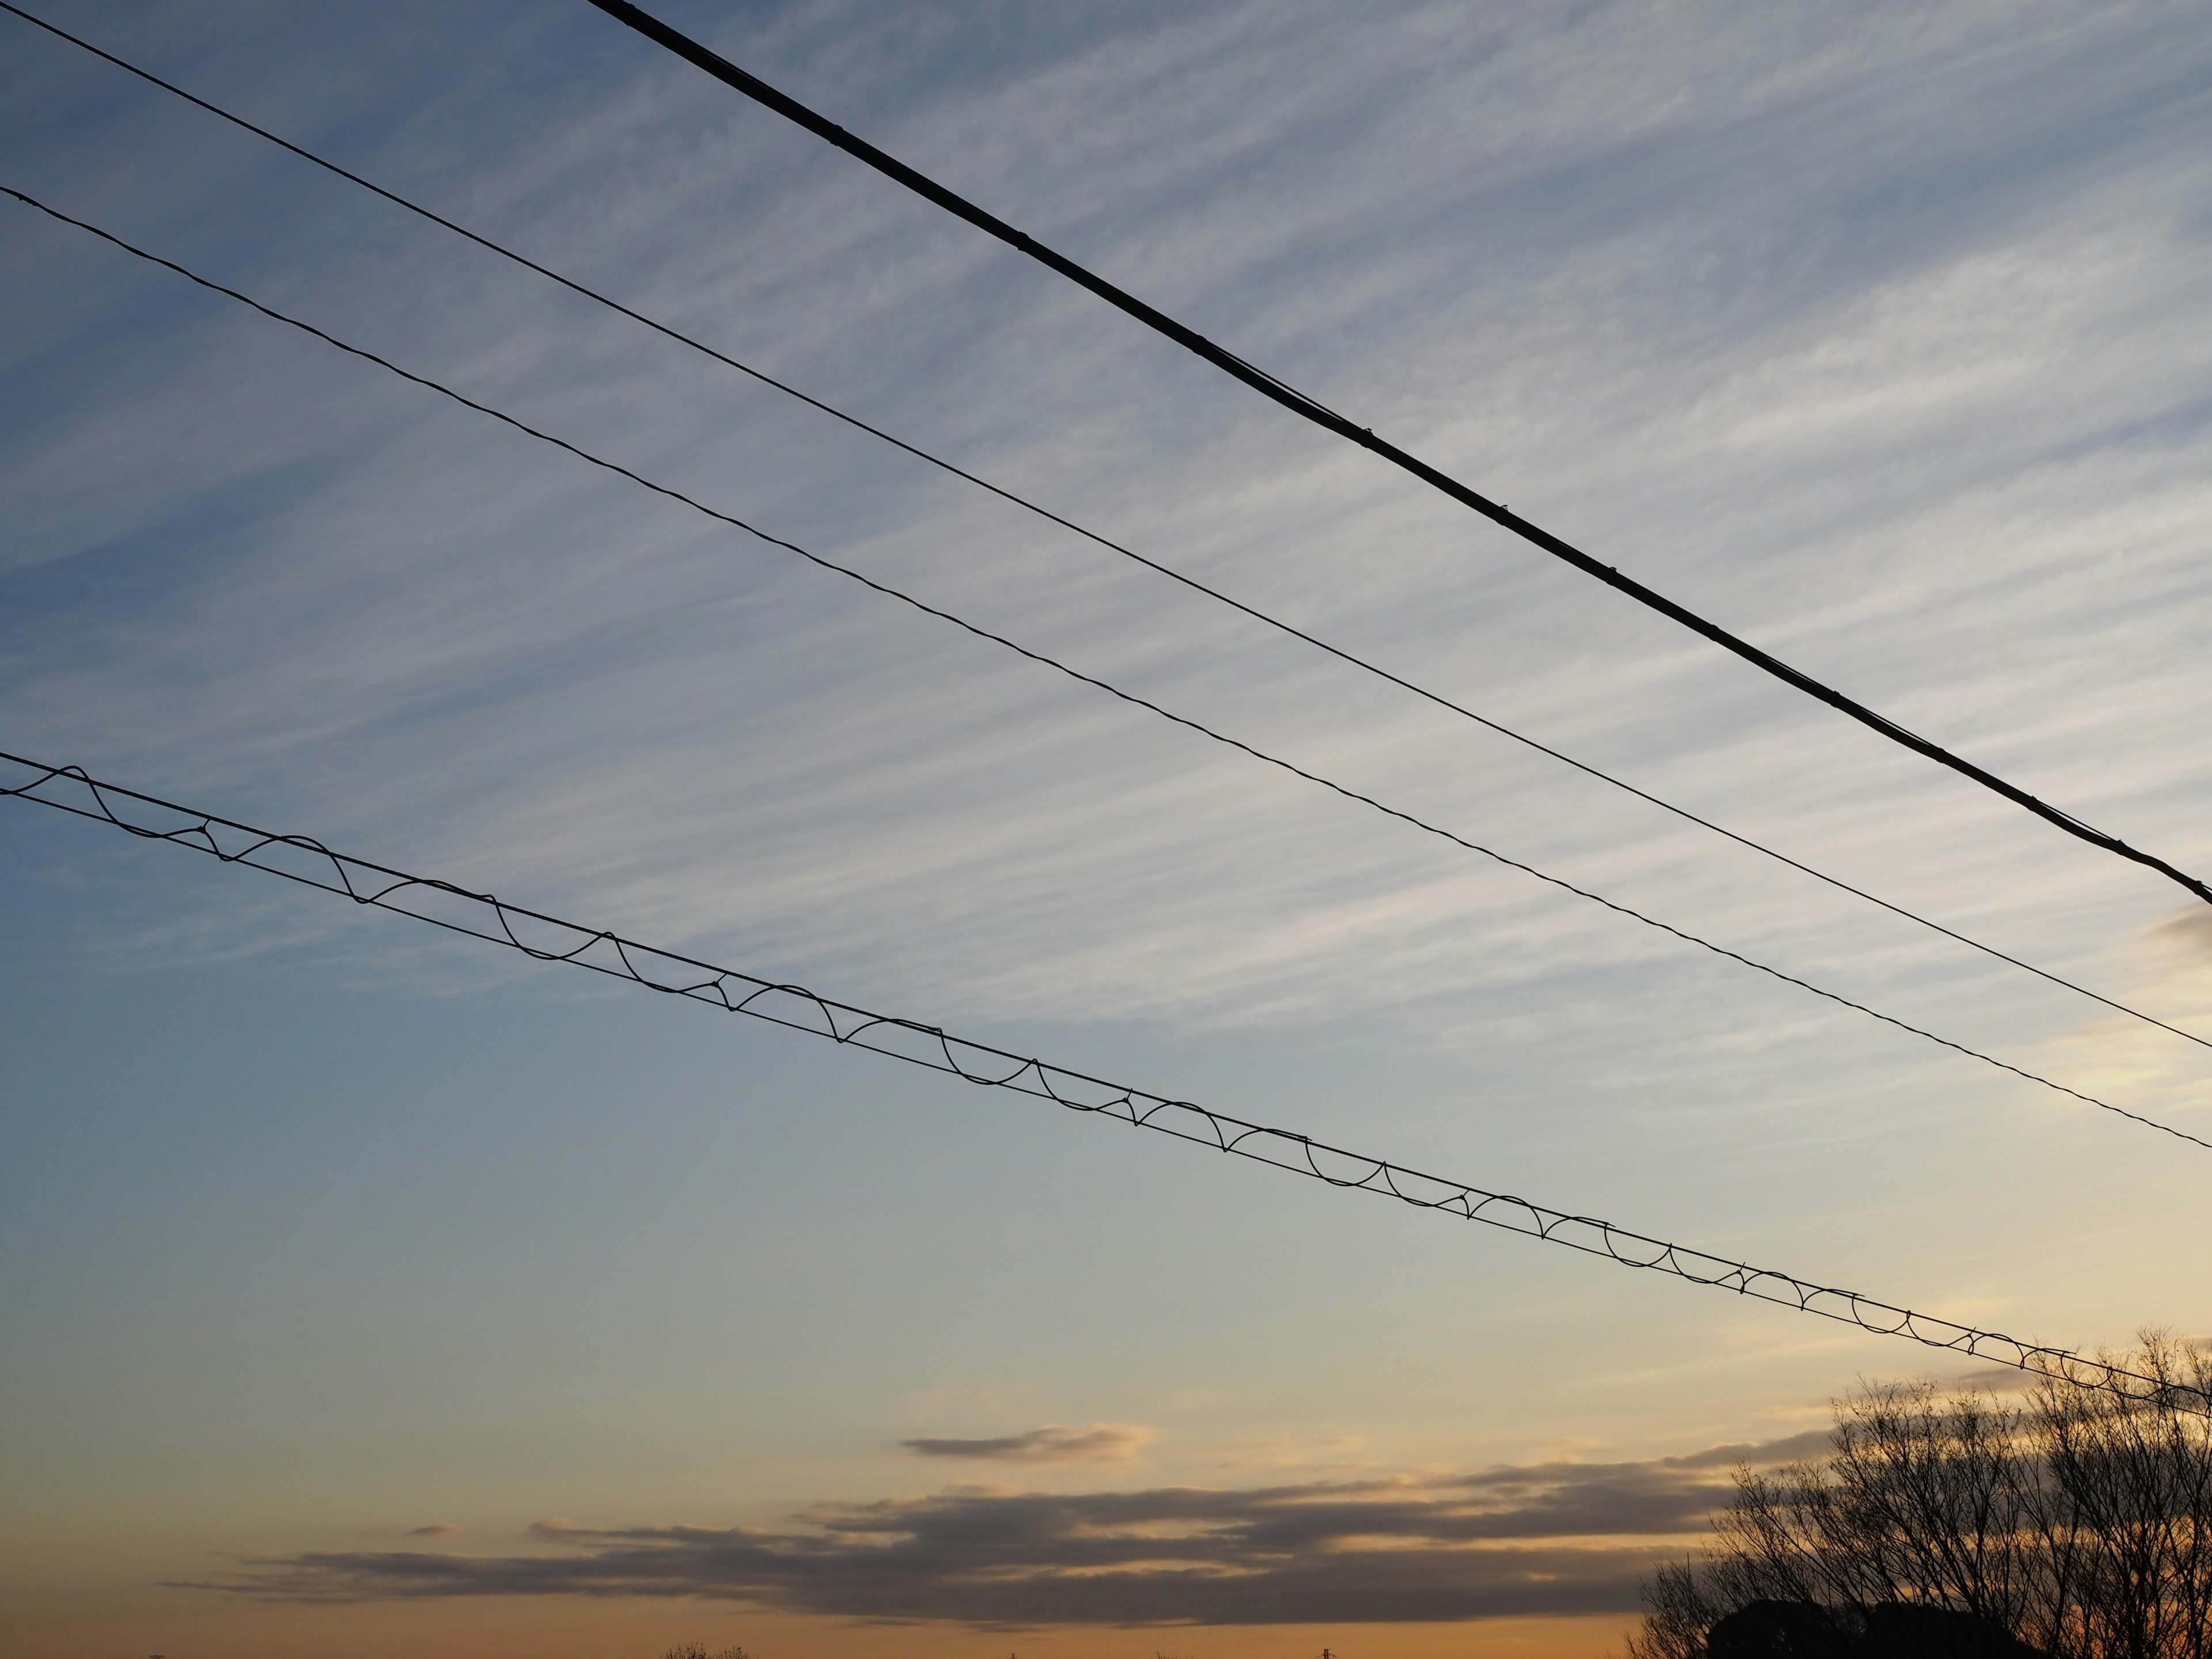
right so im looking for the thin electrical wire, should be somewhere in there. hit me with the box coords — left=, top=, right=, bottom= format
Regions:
left=3, top=0, right=2200, bottom=1059
left=581, top=0, right=2212, bottom=912
left=1, top=748, right=2203, bottom=1414
left=6, top=180, right=2203, bottom=1154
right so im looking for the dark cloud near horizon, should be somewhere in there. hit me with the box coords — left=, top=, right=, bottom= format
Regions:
left=174, top=1430, right=1826, bottom=1628
left=901, top=1423, right=1150, bottom=1463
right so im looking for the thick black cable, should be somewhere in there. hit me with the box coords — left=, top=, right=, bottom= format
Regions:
left=579, top=0, right=2212, bottom=913
left=6, top=181, right=2203, bottom=1154
left=1, top=749, right=2203, bottom=1414
left=3, top=0, right=2199, bottom=1058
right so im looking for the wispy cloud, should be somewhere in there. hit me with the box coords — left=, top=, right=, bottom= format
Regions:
left=175, top=1430, right=1827, bottom=1627
left=2047, top=905, right=2212, bottom=1130
left=12, top=9, right=2211, bottom=1647
left=9, top=0, right=2210, bottom=1066
left=901, top=1423, right=1152, bottom=1463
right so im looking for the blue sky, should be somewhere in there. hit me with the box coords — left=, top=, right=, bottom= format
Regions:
left=3, top=2, right=2210, bottom=1655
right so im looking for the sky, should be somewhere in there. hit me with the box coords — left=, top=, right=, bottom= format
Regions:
left=2, top=1, right=2210, bottom=1655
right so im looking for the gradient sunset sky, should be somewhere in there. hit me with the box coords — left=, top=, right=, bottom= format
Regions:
left=4, top=2, right=2211, bottom=1656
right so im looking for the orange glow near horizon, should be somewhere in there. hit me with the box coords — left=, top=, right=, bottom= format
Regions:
left=8, top=1590, right=1639, bottom=1659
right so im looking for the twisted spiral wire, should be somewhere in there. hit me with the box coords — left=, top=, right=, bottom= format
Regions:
left=3, top=748, right=2199, bottom=1415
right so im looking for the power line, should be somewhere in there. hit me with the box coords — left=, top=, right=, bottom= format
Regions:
left=1, top=747, right=2202, bottom=1414
left=4, top=0, right=2200, bottom=1059
left=580, top=0, right=2212, bottom=914
left=6, top=179, right=2202, bottom=1154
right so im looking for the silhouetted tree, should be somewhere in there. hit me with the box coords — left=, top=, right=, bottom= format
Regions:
left=1626, top=1335, right=2212, bottom=1659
